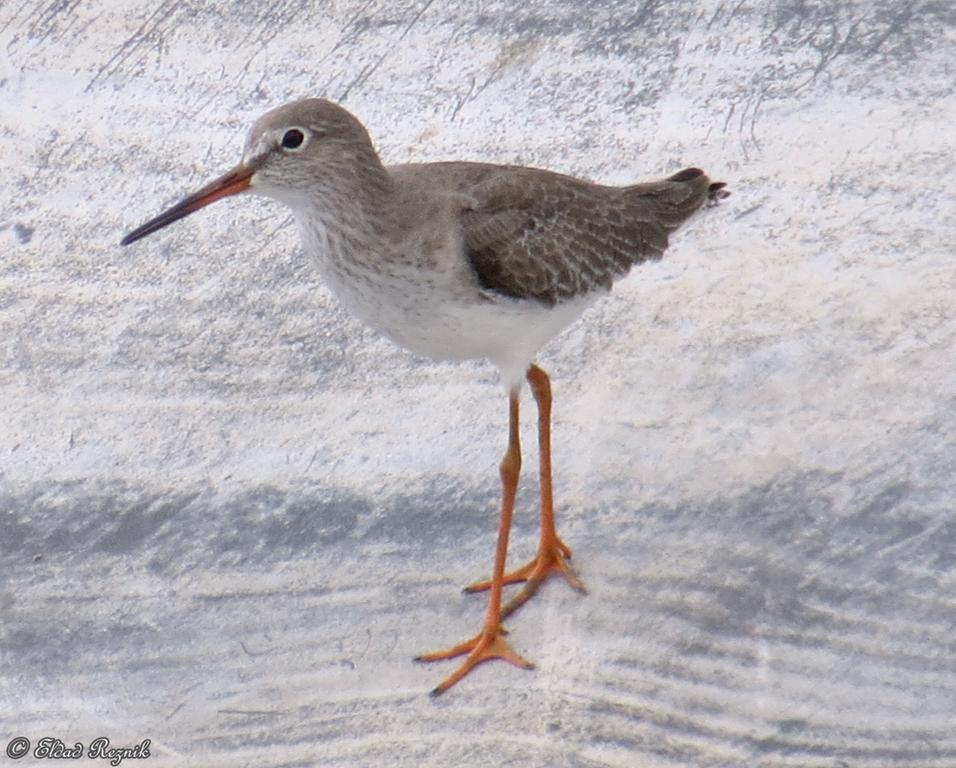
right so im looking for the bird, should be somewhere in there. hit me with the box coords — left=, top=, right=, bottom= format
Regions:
left=121, top=98, right=728, bottom=695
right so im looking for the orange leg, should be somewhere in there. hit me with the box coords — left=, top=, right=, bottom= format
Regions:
left=465, top=364, right=586, bottom=619
left=415, top=388, right=534, bottom=695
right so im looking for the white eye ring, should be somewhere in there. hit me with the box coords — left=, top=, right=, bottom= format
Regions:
left=280, top=127, right=307, bottom=151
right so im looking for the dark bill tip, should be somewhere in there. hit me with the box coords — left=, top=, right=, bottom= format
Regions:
left=120, top=164, right=254, bottom=247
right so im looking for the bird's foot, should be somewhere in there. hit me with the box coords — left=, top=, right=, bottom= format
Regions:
left=415, top=624, right=534, bottom=695
left=463, top=536, right=586, bottom=608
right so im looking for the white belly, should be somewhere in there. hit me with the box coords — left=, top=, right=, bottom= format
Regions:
left=299, top=218, right=597, bottom=388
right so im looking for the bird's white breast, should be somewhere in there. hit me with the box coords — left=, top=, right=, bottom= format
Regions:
left=295, top=212, right=597, bottom=388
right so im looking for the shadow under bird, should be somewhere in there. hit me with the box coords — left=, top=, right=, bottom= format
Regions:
left=122, top=98, right=728, bottom=695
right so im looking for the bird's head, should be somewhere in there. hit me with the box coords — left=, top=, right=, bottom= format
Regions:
left=121, top=98, right=384, bottom=246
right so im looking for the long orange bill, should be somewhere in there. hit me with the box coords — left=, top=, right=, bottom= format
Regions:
left=120, top=164, right=255, bottom=246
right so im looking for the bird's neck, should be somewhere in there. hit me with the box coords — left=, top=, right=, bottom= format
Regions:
left=293, top=149, right=396, bottom=243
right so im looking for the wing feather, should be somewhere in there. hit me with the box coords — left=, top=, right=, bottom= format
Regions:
left=460, top=167, right=715, bottom=305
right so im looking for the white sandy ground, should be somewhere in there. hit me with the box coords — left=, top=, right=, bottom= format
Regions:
left=1, top=1, right=956, bottom=766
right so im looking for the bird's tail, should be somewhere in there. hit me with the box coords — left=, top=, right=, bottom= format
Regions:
left=625, top=167, right=729, bottom=231
left=666, top=167, right=730, bottom=203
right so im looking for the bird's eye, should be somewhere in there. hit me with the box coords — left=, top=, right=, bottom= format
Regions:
left=281, top=128, right=305, bottom=150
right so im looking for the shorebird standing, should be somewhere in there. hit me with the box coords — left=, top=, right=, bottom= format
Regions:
left=122, top=98, right=727, bottom=694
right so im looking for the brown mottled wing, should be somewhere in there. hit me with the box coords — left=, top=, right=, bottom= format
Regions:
left=461, top=167, right=718, bottom=305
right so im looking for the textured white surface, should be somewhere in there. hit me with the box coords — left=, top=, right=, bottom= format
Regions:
left=2, top=1, right=956, bottom=766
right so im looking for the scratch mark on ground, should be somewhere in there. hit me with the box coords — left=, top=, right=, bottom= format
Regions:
left=734, top=202, right=764, bottom=220
left=85, top=0, right=178, bottom=93
left=747, top=87, right=765, bottom=153
left=262, top=213, right=295, bottom=250
left=33, top=0, right=84, bottom=47
left=236, top=0, right=302, bottom=80
left=632, top=0, right=662, bottom=31
left=864, top=1, right=916, bottom=57
left=722, top=100, right=736, bottom=134
left=338, top=0, right=435, bottom=101
left=318, top=0, right=376, bottom=67
left=449, top=62, right=503, bottom=123
left=218, top=708, right=283, bottom=718
left=0, top=0, right=34, bottom=36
